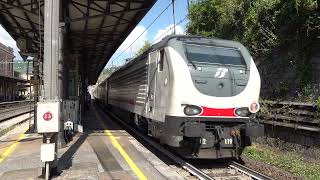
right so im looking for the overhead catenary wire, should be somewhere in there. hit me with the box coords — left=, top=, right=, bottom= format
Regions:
left=109, top=1, right=173, bottom=65
left=151, top=15, right=188, bottom=44
left=107, top=14, right=189, bottom=68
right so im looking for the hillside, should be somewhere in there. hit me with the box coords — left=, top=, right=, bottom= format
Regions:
left=13, top=60, right=33, bottom=76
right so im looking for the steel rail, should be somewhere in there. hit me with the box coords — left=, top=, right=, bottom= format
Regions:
left=260, top=100, right=315, bottom=107
left=0, top=101, right=34, bottom=122
left=0, top=110, right=34, bottom=122
left=97, top=103, right=273, bottom=180
left=229, top=161, right=274, bottom=180
left=0, top=100, right=33, bottom=106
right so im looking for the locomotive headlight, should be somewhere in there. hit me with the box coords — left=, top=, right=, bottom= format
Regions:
left=249, top=102, right=260, bottom=113
left=184, top=105, right=202, bottom=116
left=235, top=108, right=251, bottom=117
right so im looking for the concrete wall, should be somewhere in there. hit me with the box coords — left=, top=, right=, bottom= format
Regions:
left=0, top=43, right=14, bottom=77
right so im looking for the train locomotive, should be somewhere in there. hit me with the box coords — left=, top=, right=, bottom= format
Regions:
left=94, top=35, right=264, bottom=159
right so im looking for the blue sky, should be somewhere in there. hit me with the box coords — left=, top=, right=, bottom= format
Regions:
left=108, top=0, right=189, bottom=67
left=143, top=0, right=189, bottom=41
left=0, top=0, right=189, bottom=66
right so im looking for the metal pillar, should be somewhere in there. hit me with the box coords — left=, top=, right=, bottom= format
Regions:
left=43, top=0, right=61, bottom=178
left=79, top=56, right=88, bottom=115
left=58, top=23, right=66, bottom=148
left=43, top=0, right=60, bottom=99
left=33, top=57, right=40, bottom=131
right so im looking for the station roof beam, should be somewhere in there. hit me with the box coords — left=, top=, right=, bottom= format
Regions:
left=0, top=0, right=156, bottom=84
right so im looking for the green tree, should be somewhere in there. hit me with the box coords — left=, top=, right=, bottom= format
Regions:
left=135, top=41, right=152, bottom=57
left=14, top=71, right=21, bottom=78
left=97, top=41, right=152, bottom=84
left=187, top=0, right=245, bottom=40
left=187, top=0, right=319, bottom=99
left=187, top=0, right=319, bottom=58
left=97, top=66, right=119, bottom=84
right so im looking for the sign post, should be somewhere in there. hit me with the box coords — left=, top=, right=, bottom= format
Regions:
left=37, top=101, right=60, bottom=180
left=41, top=0, right=61, bottom=179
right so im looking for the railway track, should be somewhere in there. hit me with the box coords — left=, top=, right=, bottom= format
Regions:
left=0, top=101, right=34, bottom=137
left=0, top=100, right=34, bottom=122
left=97, top=103, right=273, bottom=180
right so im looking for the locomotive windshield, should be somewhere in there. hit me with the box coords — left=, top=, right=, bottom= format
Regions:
left=185, top=44, right=246, bottom=67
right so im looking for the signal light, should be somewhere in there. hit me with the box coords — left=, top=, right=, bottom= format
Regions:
left=184, top=105, right=202, bottom=116
left=249, top=102, right=260, bottom=113
left=235, top=107, right=251, bottom=117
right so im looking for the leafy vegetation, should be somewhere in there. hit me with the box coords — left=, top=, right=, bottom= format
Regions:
left=135, top=41, right=151, bottom=57
left=244, top=143, right=320, bottom=180
left=187, top=0, right=319, bottom=101
left=316, top=97, right=320, bottom=114
left=13, top=71, right=21, bottom=78
left=13, top=60, right=33, bottom=75
left=258, top=99, right=277, bottom=114
left=97, top=66, right=118, bottom=84
left=187, top=0, right=319, bottom=58
left=97, top=41, right=152, bottom=84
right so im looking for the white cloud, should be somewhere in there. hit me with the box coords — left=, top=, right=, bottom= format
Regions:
left=153, top=24, right=184, bottom=43
left=0, top=25, right=22, bottom=60
left=116, top=25, right=148, bottom=58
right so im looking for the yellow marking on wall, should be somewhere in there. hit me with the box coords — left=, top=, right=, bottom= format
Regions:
left=0, top=133, right=25, bottom=163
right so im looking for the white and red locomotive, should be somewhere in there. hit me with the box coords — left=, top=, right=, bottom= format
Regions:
left=95, top=35, right=263, bottom=159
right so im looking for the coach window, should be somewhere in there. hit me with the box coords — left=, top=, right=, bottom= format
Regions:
left=159, top=49, right=164, bottom=72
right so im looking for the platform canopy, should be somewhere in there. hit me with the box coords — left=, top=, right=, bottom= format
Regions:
left=0, top=0, right=155, bottom=84
left=0, top=74, right=29, bottom=83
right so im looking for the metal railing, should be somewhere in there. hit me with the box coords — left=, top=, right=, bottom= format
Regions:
left=257, top=101, right=320, bottom=132
left=100, top=102, right=273, bottom=180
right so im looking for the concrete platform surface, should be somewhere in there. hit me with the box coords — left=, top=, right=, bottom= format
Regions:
left=0, top=105, right=185, bottom=180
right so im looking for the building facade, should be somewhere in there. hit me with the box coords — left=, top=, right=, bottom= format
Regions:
left=0, top=42, right=28, bottom=102
left=0, top=42, right=14, bottom=77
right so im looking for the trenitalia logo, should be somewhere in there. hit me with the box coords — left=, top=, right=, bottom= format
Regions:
left=214, top=68, right=228, bottom=78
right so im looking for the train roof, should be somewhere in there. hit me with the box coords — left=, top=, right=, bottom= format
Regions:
left=151, top=34, right=246, bottom=50
left=97, top=35, right=250, bottom=86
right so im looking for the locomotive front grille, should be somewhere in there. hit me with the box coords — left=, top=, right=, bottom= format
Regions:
left=200, top=121, right=243, bottom=131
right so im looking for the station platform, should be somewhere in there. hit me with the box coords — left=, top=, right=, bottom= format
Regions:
left=0, top=105, right=185, bottom=179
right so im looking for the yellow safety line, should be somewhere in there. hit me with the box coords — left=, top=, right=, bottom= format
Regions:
left=104, top=130, right=147, bottom=180
left=93, top=108, right=147, bottom=180
left=0, top=133, right=25, bottom=163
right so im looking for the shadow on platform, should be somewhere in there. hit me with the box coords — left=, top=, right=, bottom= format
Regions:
left=58, top=133, right=88, bottom=171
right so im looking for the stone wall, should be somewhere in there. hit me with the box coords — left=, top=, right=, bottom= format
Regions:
left=258, top=50, right=320, bottom=101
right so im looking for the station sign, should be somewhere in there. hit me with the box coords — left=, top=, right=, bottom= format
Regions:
left=37, top=101, right=60, bottom=133
left=43, top=112, right=53, bottom=121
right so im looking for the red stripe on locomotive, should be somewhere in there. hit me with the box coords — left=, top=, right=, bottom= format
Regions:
left=200, top=106, right=236, bottom=117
